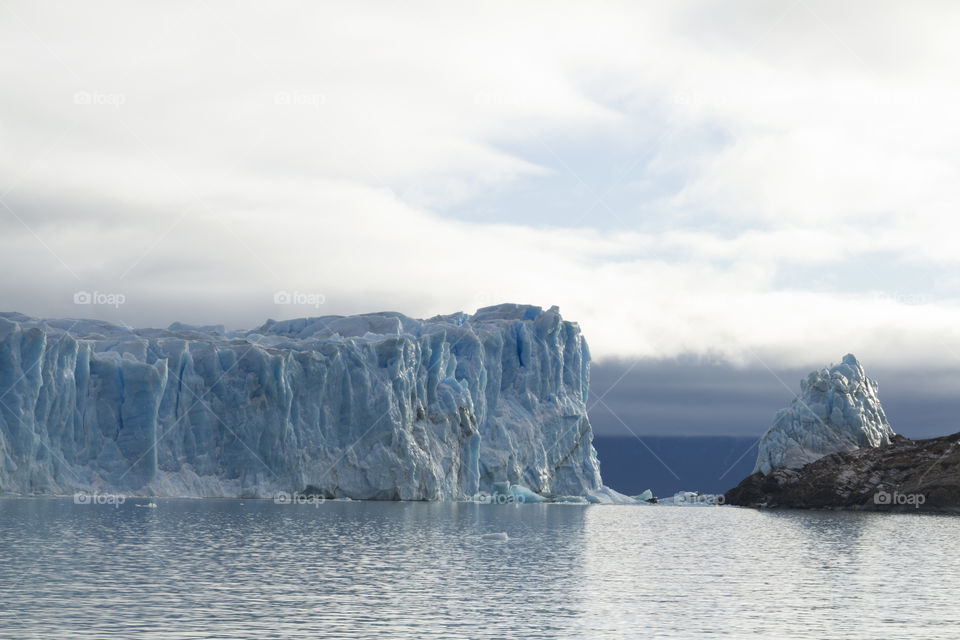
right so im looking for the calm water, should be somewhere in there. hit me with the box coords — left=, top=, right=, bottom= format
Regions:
left=1, top=499, right=959, bottom=639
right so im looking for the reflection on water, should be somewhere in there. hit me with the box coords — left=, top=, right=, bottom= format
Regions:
left=1, top=499, right=959, bottom=639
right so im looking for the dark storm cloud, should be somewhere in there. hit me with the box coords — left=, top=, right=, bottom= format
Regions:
left=589, top=357, right=960, bottom=439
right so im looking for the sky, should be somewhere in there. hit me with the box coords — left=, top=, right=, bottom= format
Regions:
left=2, top=1, right=959, bottom=437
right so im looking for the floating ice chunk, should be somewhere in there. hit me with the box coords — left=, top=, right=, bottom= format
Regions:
left=584, top=486, right=637, bottom=504
left=486, top=482, right=548, bottom=504
left=481, top=532, right=509, bottom=542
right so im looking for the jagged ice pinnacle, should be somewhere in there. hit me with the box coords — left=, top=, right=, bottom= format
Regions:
left=753, top=354, right=895, bottom=475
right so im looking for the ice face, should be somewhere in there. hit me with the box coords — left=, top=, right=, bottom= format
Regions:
left=0, top=304, right=607, bottom=500
left=753, top=354, right=895, bottom=475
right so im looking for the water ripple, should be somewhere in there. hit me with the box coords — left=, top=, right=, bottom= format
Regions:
left=1, top=499, right=959, bottom=639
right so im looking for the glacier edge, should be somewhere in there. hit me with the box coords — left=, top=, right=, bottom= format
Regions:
left=0, top=304, right=625, bottom=501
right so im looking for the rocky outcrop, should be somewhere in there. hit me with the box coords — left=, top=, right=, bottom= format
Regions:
left=726, top=432, right=960, bottom=512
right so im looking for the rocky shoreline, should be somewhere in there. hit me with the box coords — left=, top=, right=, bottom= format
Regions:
left=725, top=432, right=960, bottom=513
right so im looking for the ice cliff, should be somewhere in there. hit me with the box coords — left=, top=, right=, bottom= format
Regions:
left=0, top=304, right=619, bottom=500
left=753, top=354, right=895, bottom=475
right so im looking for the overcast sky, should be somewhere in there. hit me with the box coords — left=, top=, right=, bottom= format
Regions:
left=2, top=1, right=960, bottom=435
left=588, top=358, right=960, bottom=438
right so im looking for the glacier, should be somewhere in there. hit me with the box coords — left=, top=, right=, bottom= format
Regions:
left=0, top=304, right=630, bottom=502
left=753, top=354, right=895, bottom=475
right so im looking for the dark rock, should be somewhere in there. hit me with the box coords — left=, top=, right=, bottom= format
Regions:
left=300, top=484, right=334, bottom=499
left=725, top=432, right=960, bottom=513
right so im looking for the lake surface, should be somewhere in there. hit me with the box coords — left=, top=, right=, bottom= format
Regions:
left=1, top=498, right=959, bottom=639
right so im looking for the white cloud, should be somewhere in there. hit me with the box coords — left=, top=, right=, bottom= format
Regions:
left=2, top=0, right=959, bottom=370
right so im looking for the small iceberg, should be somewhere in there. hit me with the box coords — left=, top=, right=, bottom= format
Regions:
left=489, top=481, right=548, bottom=504
left=481, top=532, right=509, bottom=542
left=632, top=489, right=654, bottom=502
left=583, top=485, right=638, bottom=504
